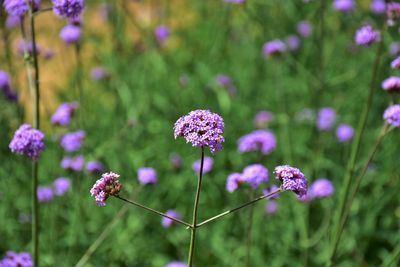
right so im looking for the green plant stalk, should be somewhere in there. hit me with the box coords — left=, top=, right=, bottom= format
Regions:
left=326, top=26, right=385, bottom=267
left=380, top=240, right=400, bottom=267
left=196, top=188, right=282, bottom=228
left=74, top=43, right=84, bottom=129
left=187, top=147, right=205, bottom=267
left=245, top=191, right=255, bottom=267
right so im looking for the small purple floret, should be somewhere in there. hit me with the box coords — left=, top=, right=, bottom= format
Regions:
left=9, top=124, right=45, bottom=160
left=137, top=167, right=158, bottom=185
left=242, top=164, right=269, bottom=189
left=383, top=104, right=400, bottom=127
left=274, top=165, right=307, bottom=196
left=90, top=172, right=122, bottom=206
left=238, top=130, right=276, bottom=155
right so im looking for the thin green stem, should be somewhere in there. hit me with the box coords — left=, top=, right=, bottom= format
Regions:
left=114, top=195, right=192, bottom=228
left=187, top=147, right=205, bottom=267
left=326, top=25, right=385, bottom=267
left=245, top=191, right=255, bottom=267
left=380, top=241, right=400, bottom=267
left=74, top=43, right=84, bottom=129
left=197, top=188, right=282, bottom=228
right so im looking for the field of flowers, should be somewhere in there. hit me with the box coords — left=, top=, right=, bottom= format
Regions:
left=1, top=0, right=400, bottom=266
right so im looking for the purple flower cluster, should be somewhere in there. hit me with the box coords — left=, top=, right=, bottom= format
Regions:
left=242, top=164, right=269, bottom=189
left=382, top=77, right=400, bottom=92
left=155, top=25, right=170, bottom=45
left=0, top=70, right=18, bottom=102
left=262, top=40, right=286, bottom=57
left=254, top=111, right=273, bottom=128
left=91, top=67, right=110, bottom=81
left=263, top=185, right=280, bottom=199
left=9, top=124, right=45, bottom=160
left=192, top=157, right=214, bottom=175
left=137, top=167, right=158, bottom=185
left=164, top=262, right=187, bottom=267
left=336, top=124, right=354, bottom=143
left=333, top=0, right=354, bottom=13
left=286, top=35, right=301, bottom=51
left=383, top=104, right=400, bottom=127
left=371, top=0, right=386, bottom=14
left=51, top=102, right=78, bottom=127
left=298, top=178, right=334, bottom=202
left=162, top=210, right=182, bottom=228
left=0, top=251, right=32, bottom=267
left=90, top=172, right=122, bottom=206
left=86, top=160, right=104, bottom=174
left=296, top=21, right=312, bottom=38
left=274, top=165, right=307, bottom=196
left=6, top=15, right=21, bottom=29
left=355, top=25, right=380, bottom=47
left=37, top=186, right=54, bottom=203
left=390, top=42, right=400, bottom=56
left=265, top=201, right=278, bottom=215
left=226, top=172, right=245, bottom=192
left=53, top=177, right=71, bottom=196
left=61, top=155, right=84, bottom=172
left=60, top=25, right=81, bottom=44
left=387, top=2, right=400, bottom=26
left=60, top=130, right=85, bottom=152
left=52, top=0, right=85, bottom=19
left=238, top=130, right=276, bottom=155
left=174, top=110, right=225, bottom=154
left=317, top=107, right=336, bottom=131
left=3, top=0, right=40, bottom=17
left=391, top=57, right=400, bottom=69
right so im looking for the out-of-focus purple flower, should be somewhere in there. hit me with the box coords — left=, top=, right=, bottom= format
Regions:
left=0, top=251, right=33, bottom=267
left=242, top=164, right=269, bottom=189
left=60, top=25, right=81, bottom=44
left=9, top=124, right=45, bottom=160
left=336, top=124, right=354, bottom=143
left=61, top=155, right=84, bottom=172
left=274, top=165, right=308, bottom=197
left=37, top=186, right=54, bottom=203
left=333, top=0, right=354, bottom=12
left=390, top=42, right=400, bottom=57
left=137, top=167, right=158, bottom=185
left=192, top=157, right=214, bottom=175
left=224, top=0, right=245, bottom=4
left=383, top=104, right=400, bottom=127
left=90, top=172, right=121, bottom=206
left=382, top=76, right=400, bottom=92
left=174, top=110, right=225, bottom=154
left=297, top=191, right=314, bottom=202
left=387, top=2, right=400, bottom=26
left=154, top=25, right=170, bottom=45
left=317, top=107, right=336, bottom=131
left=60, top=130, right=85, bottom=152
left=43, top=48, right=56, bottom=60
left=86, top=161, right=104, bottom=174
left=226, top=172, right=244, bottom=193
left=265, top=201, right=278, bottom=215
left=238, top=130, right=276, bottom=155
left=254, top=111, right=273, bottom=128
left=286, top=35, right=301, bottom=51
left=90, top=67, right=110, bottom=81
left=262, top=40, right=286, bottom=57
left=51, top=102, right=78, bottom=127
left=391, top=57, right=400, bottom=69
left=170, top=153, right=182, bottom=171
left=3, top=0, right=40, bottom=17
left=371, top=0, right=386, bottom=14
left=68, top=15, right=82, bottom=26
left=310, top=178, right=334, bottom=198
left=0, top=71, right=11, bottom=91
left=6, top=15, right=21, bottom=29
left=164, top=262, right=187, bottom=267
left=355, top=25, right=380, bottom=47
left=263, top=185, right=280, bottom=199
left=215, top=74, right=237, bottom=96
left=162, top=210, right=181, bottom=228
left=53, top=177, right=71, bottom=196
left=52, top=0, right=85, bottom=19
left=17, top=40, right=41, bottom=56
left=296, top=21, right=312, bottom=38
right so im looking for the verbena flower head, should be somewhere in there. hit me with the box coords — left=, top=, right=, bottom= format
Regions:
left=333, top=0, right=354, bottom=12
left=383, top=104, right=400, bottom=127
left=9, top=124, right=45, bottom=160
left=90, top=172, right=121, bottom=206
left=265, top=200, right=278, bottom=215
left=371, top=0, right=386, bottom=14
left=336, top=124, right=354, bottom=143
left=387, top=2, right=400, bottom=26
left=3, top=0, right=40, bottom=17
left=391, top=57, right=400, bottom=69
left=355, top=25, right=380, bottom=47
left=6, top=15, right=22, bottom=29
left=60, top=130, right=85, bottom=152
left=310, top=178, right=334, bottom=198
left=263, top=185, right=280, bottom=199
left=60, top=25, right=81, bottom=44
left=192, top=157, right=214, bottom=175
left=17, top=40, right=42, bottom=56
left=238, top=130, right=276, bottom=155
left=53, top=177, right=71, bottom=196
left=155, top=25, right=170, bottom=45
left=162, top=210, right=181, bottom=228
left=226, top=172, right=244, bottom=193
left=90, top=67, right=110, bottom=81
left=215, top=74, right=232, bottom=88
left=52, top=0, right=85, bottom=19
left=296, top=21, right=312, bottom=38
left=274, top=165, right=307, bottom=196
left=254, top=111, right=273, bottom=128
left=86, top=160, right=104, bottom=174
left=43, top=48, right=56, bottom=60
left=61, top=155, right=84, bottom=172
left=242, top=164, right=269, bottom=189
left=382, top=76, right=400, bottom=92
left=317, top=107, right=336, bottom=131
left=164, top=262, right=187, bottom=267
left=51, top=102, right=78, bottom=127
left=0, top=70, right=11, bottom=91
left=174, top=110, right=225, bottom=154
left=262, top=40, right=286, bottom=57
left=0, top=251, right=33, bottom=267
left=37, top=186, right=54, bottom=203
left=137, top=167, right=158, bottom=185
left=286, top=35, right=301, bottom=51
